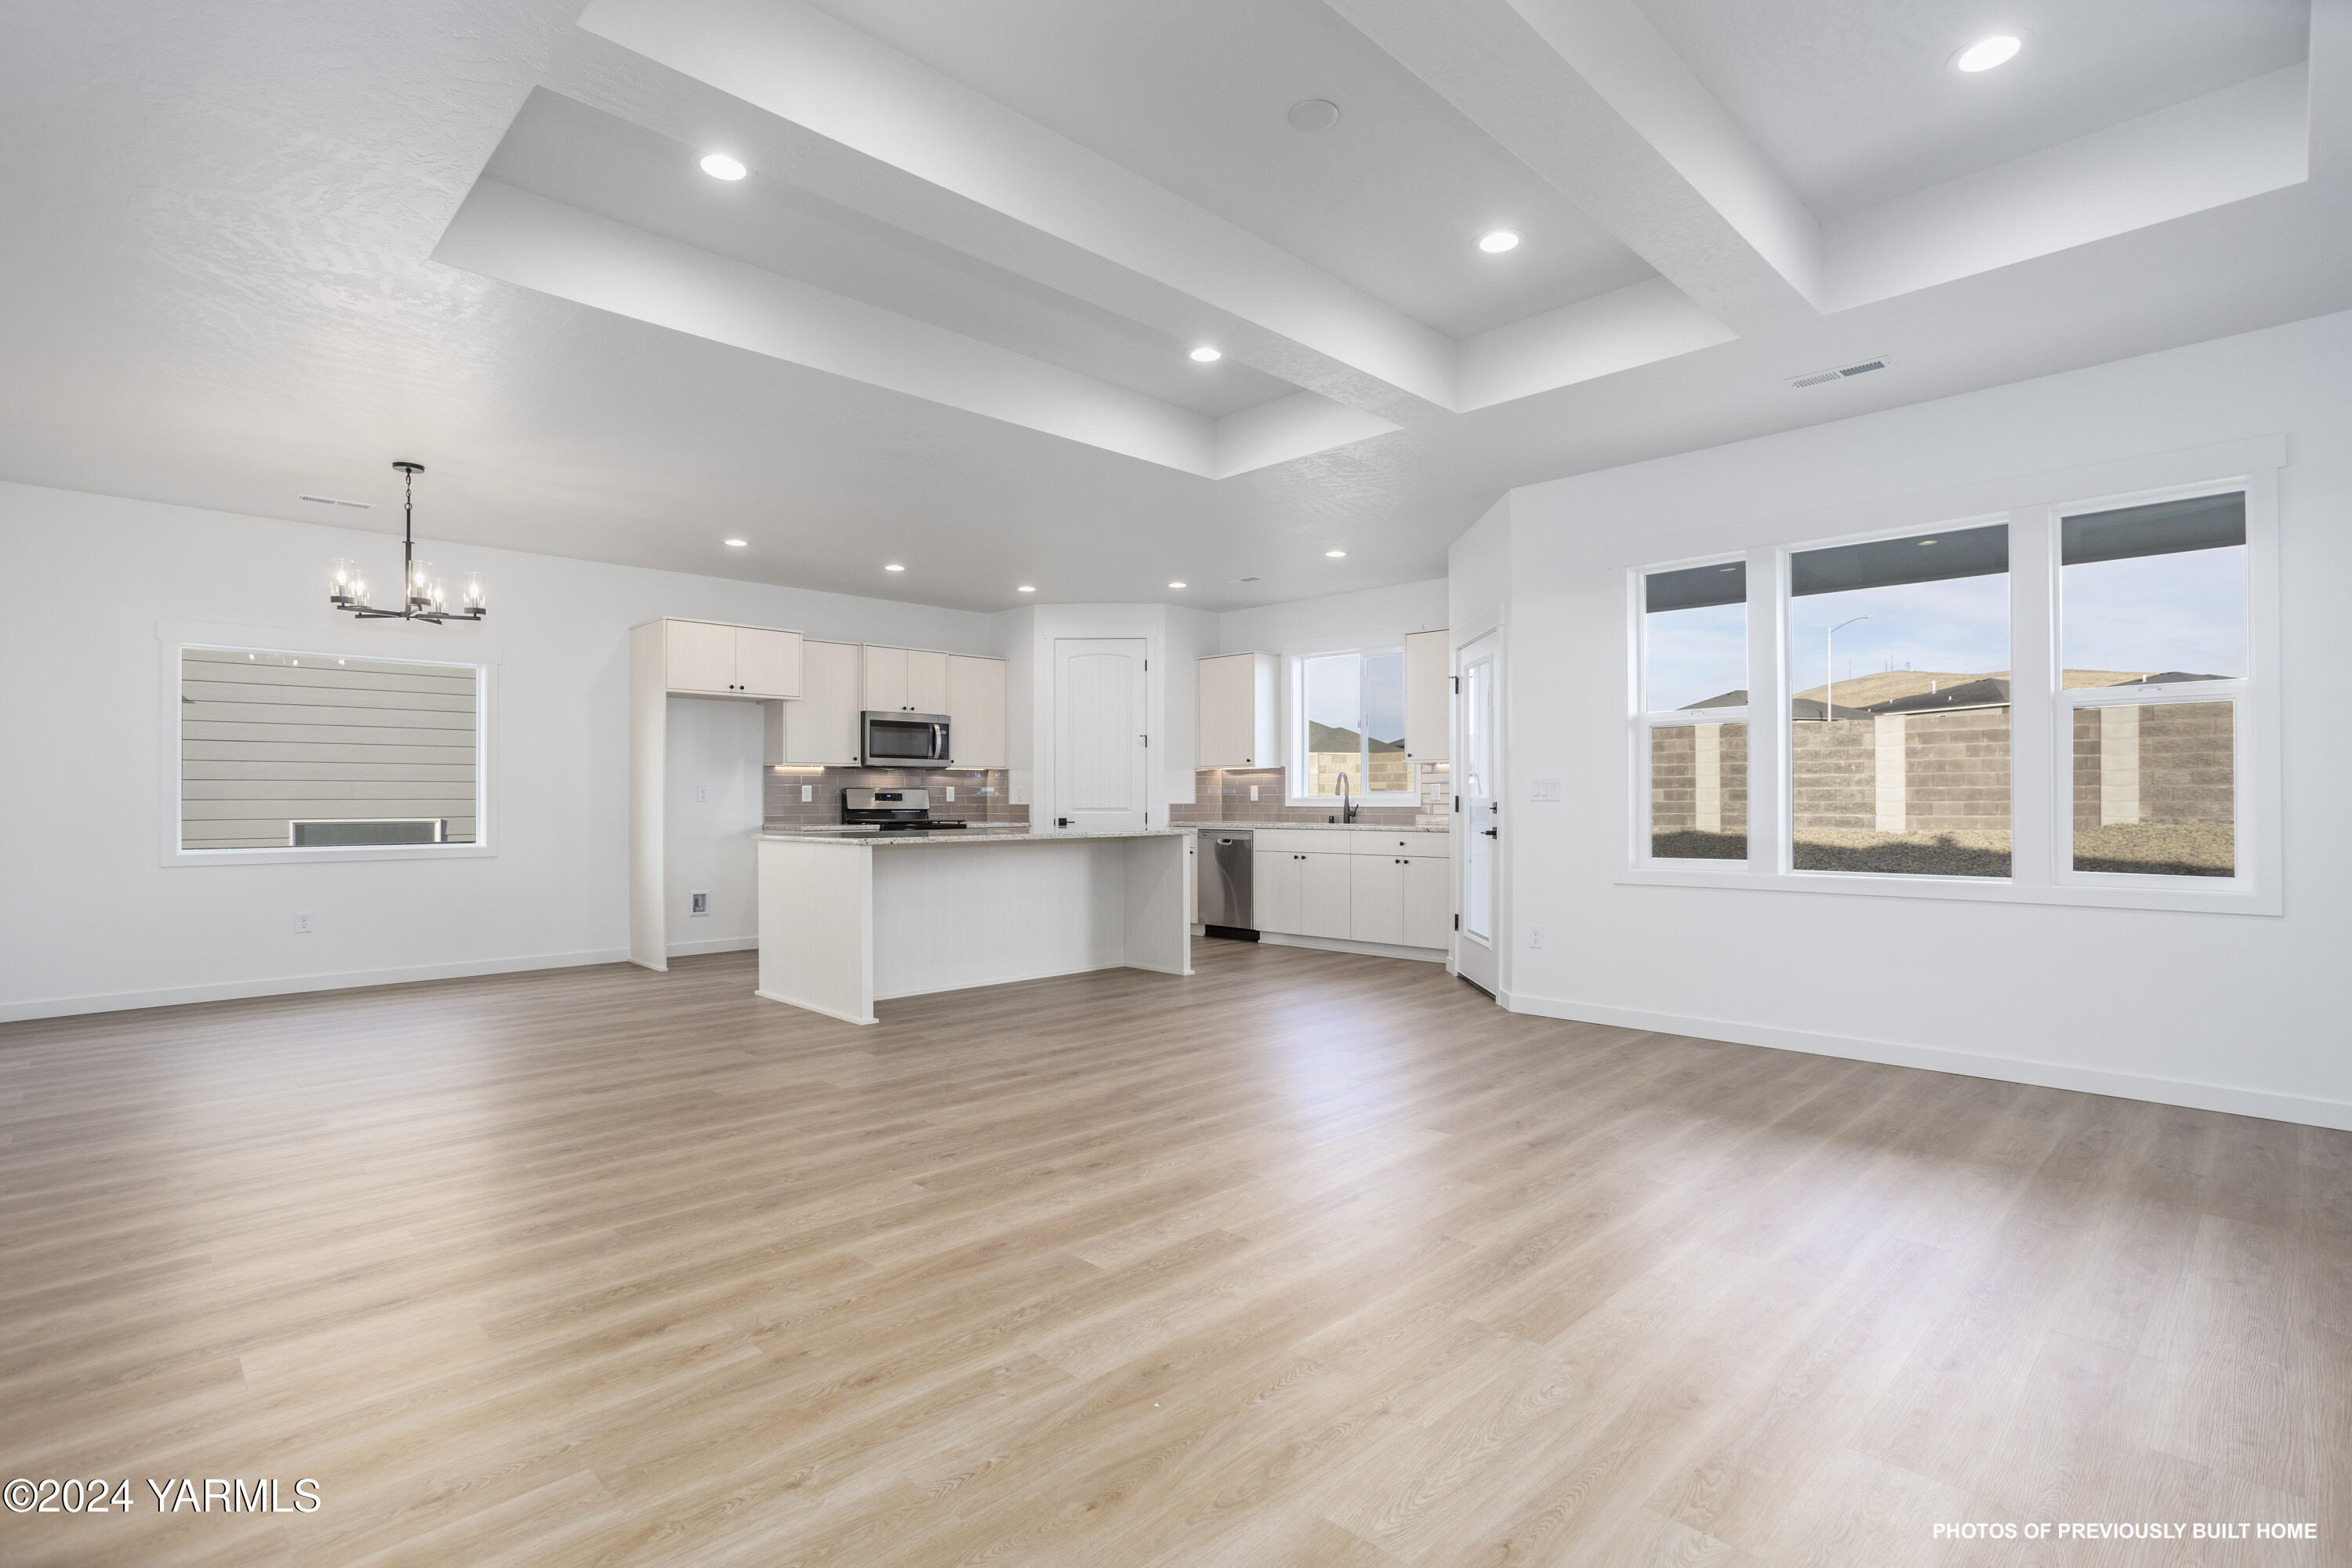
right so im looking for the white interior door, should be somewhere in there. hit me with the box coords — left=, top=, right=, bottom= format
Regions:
left=1052, top=638, right=1148, bottom=831
left=1457, top=633, right=1500, bottom=993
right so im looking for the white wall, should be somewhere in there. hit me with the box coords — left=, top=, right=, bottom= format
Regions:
left=662, top=696, right=765, bottom=953
left=0, top=480, right=995, bottom=1018
left=1475, top=309, right=2352, bottom=1130
left=1216, top=578, right=1447, bottom=659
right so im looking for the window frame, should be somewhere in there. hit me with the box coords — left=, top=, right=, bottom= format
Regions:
left=2047, top=479, right=2255, bottom=893
left=157, top=620, right=497, bottom=867
left=1286, top=646, right=1418, bottom=807
left=1630, top=551, right=1751, bottom=869
left=1615, top=448, right=2280, bottom=916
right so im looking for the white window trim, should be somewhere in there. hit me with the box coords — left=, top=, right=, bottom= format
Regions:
left=1617, top=444, right=2281, bottom=916
left=1286, top=647, right=1418, bottom=807
left=157, top=618, right=499, bottom=867
left=1629, top=550, right=1751, bottom=870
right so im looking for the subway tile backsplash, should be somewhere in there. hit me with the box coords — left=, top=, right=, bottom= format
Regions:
left=1170, top=764, right=1450, bottom=826
left=764, top=768, right=1027, bottom=828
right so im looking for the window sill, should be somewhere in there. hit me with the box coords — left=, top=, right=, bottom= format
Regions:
left=162, top=844, right=496, bottom=869
left=1616, top=862, right=2278, bottom=916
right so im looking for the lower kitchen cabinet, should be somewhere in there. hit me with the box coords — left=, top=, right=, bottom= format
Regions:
left=1299, top=853, right=1352, bottom=939
left=1402, top=855, right=1452, bottom=949
left=1348, top=855, right=1405, bottom=946
left=1252, top=851, right=1301, bottom=936
left=1250, top=830, right=1453, bottom=951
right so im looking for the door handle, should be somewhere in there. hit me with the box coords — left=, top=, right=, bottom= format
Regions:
left=1482, top=828, right=1498, bottom=837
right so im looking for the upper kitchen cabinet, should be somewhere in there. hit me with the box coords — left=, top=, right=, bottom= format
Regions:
left=1198, top=652, right=1277, bottom=769
left=864, top=644, right=949, bottom=713
left=766, top=639, right=861, bottom=766
left=1403, top=630, right=1450, bottom=763
left=946, top=655, right=1007, bottom=769
left=658, top=619, right=803, bottom=699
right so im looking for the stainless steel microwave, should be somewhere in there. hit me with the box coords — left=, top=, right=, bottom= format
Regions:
left=860, top=711, right=952, bottom=766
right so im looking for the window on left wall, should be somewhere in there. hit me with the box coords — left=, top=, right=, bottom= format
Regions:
left=179, top=646, right=482, bottom=851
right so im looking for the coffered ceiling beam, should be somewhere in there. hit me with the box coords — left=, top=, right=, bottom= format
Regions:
left=576, top=0, right=1460, bottom=423
left=1325, top=0, right=1824, bottom=335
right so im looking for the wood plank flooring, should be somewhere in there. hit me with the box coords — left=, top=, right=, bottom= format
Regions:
left=2, top=940, right=2345, bottom=1566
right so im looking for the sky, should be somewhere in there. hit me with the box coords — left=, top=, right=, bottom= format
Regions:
left=1305, top=650, right=1406, bottom=743
left=1643, top=543, right=2243, bottom=711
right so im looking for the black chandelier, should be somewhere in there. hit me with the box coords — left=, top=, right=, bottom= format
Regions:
left=328, top=461, right=487, bottom=622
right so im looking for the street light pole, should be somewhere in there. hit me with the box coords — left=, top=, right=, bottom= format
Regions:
left=1826, top=615, right=1871, bottom=721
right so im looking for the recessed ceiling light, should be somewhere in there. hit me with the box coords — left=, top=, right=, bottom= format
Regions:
left=723, top=538, right=748, bottom=547
left=1017, top=585, right=1036, bottom=593
left=884, top=563, right=905, bottom=572
left=1476, top=230, right=1521, bottom=254
left=1325, top=549, right=1347, bottom=558
left=1954, top=35, right=2021, bottom=72
left=699, top=153, right=747, bottom=180
left=1189, top=346, right=1222, bottom=363
left=1287, top=99, right=1341, bottom=132
left=1167, top=581, right=1187, bottom=590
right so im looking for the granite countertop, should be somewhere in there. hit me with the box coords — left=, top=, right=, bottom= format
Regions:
left=761, top=826, right=1189, bottom=847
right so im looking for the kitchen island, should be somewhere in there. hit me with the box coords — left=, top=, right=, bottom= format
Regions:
left=755, top=827, right=1192, bottom=1024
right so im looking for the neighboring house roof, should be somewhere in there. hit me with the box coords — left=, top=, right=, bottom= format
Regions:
left=1790, top=696, right=1875, bottom=721
left=1869, top=677, right=2012, bottom=715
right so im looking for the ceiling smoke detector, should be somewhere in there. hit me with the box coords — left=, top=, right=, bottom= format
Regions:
left=1787, top=355, right=1890, bottom=390
left=1287, top=99, right=1341, bottom=132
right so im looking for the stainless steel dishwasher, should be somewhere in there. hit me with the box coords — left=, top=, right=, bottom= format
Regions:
left=1197, top=827, right=1258, bottom=939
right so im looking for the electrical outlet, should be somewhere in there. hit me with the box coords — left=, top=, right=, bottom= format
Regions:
left=1249, top=785, right=1259, bottom=801
left=800, top=783, right=813, bottom=803
left=689, top=891, right=710, bottom=916
left=1528, top=924, right=1544, bottom=949
left=695, top=784, right=709, bottom=804
left=294, top=913, right=315, bottom=934
left=944, top=785, right=955, bottom=802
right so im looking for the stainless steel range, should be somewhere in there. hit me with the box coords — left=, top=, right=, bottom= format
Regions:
left=841, top=787, right=968, bottom=832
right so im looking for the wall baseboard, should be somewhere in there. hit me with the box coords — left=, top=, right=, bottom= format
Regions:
left=667, top=935, right=759, bottom=957
left=1501, top=990, right=2352, bottom=1132
left=1261, top=931, right=1446, bottom=964
left=0, top=947, right=633, bottom=1024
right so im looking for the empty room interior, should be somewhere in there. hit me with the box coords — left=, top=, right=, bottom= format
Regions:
left=5, top=2, right=2350, bottom=1563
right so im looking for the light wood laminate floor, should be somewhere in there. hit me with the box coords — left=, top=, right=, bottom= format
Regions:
left=2, top=941, right=2345, bottom=1566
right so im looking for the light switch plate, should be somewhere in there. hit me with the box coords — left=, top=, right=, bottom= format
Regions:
left=1531, top=779, right=1561, bottom=801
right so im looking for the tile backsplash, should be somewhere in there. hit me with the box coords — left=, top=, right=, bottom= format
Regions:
left=764, top=768, right=1027, bottom=828
left=1171, top=764, right=1450, bottom=826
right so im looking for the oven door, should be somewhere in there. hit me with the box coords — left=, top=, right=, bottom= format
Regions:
left=861, top=712, right=951, bottom=766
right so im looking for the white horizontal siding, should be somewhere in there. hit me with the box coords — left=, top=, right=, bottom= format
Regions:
left=180, top=649, right=481, bottom=850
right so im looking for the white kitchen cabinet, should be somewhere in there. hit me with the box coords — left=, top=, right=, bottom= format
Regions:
left=1253, top=851, right=1301, bottom=935
left=1404, top=629, right=1449, bottom=763
left=664, top=619, right=737, bottom=695
left=766, top=639, right=861, bottom=766
left=906, top=649, right=948, bottom=713
left=733, top=626, right=802, bottom=699
left=1300, top=852, right=1352, bottom=939
left=862, top=644, right=907, bottom=712
left=1197, top=652, right=1278, bottom=768
left=1348, top=855, right=1405, bottom=946
left=863, top=644, right=950, bottom=713
left=662, top=619, right=803, bottom=699
left=946, top=654, right=1007, bottom=768
left=1403, top=854, right=1453, bottom=949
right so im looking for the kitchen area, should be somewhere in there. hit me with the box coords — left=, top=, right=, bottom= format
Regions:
left=628, top=609, right=1461, bottom=1024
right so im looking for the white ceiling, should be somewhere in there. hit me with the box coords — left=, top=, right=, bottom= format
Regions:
left=0, top=1, right=2345, bottom=613
left=797, top=0, right=1659, bottom=339
left=1637, top=0, right=2313, bottom=215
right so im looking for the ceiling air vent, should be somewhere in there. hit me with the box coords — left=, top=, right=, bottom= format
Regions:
left=1787, top=355, right=1890, bottom=390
